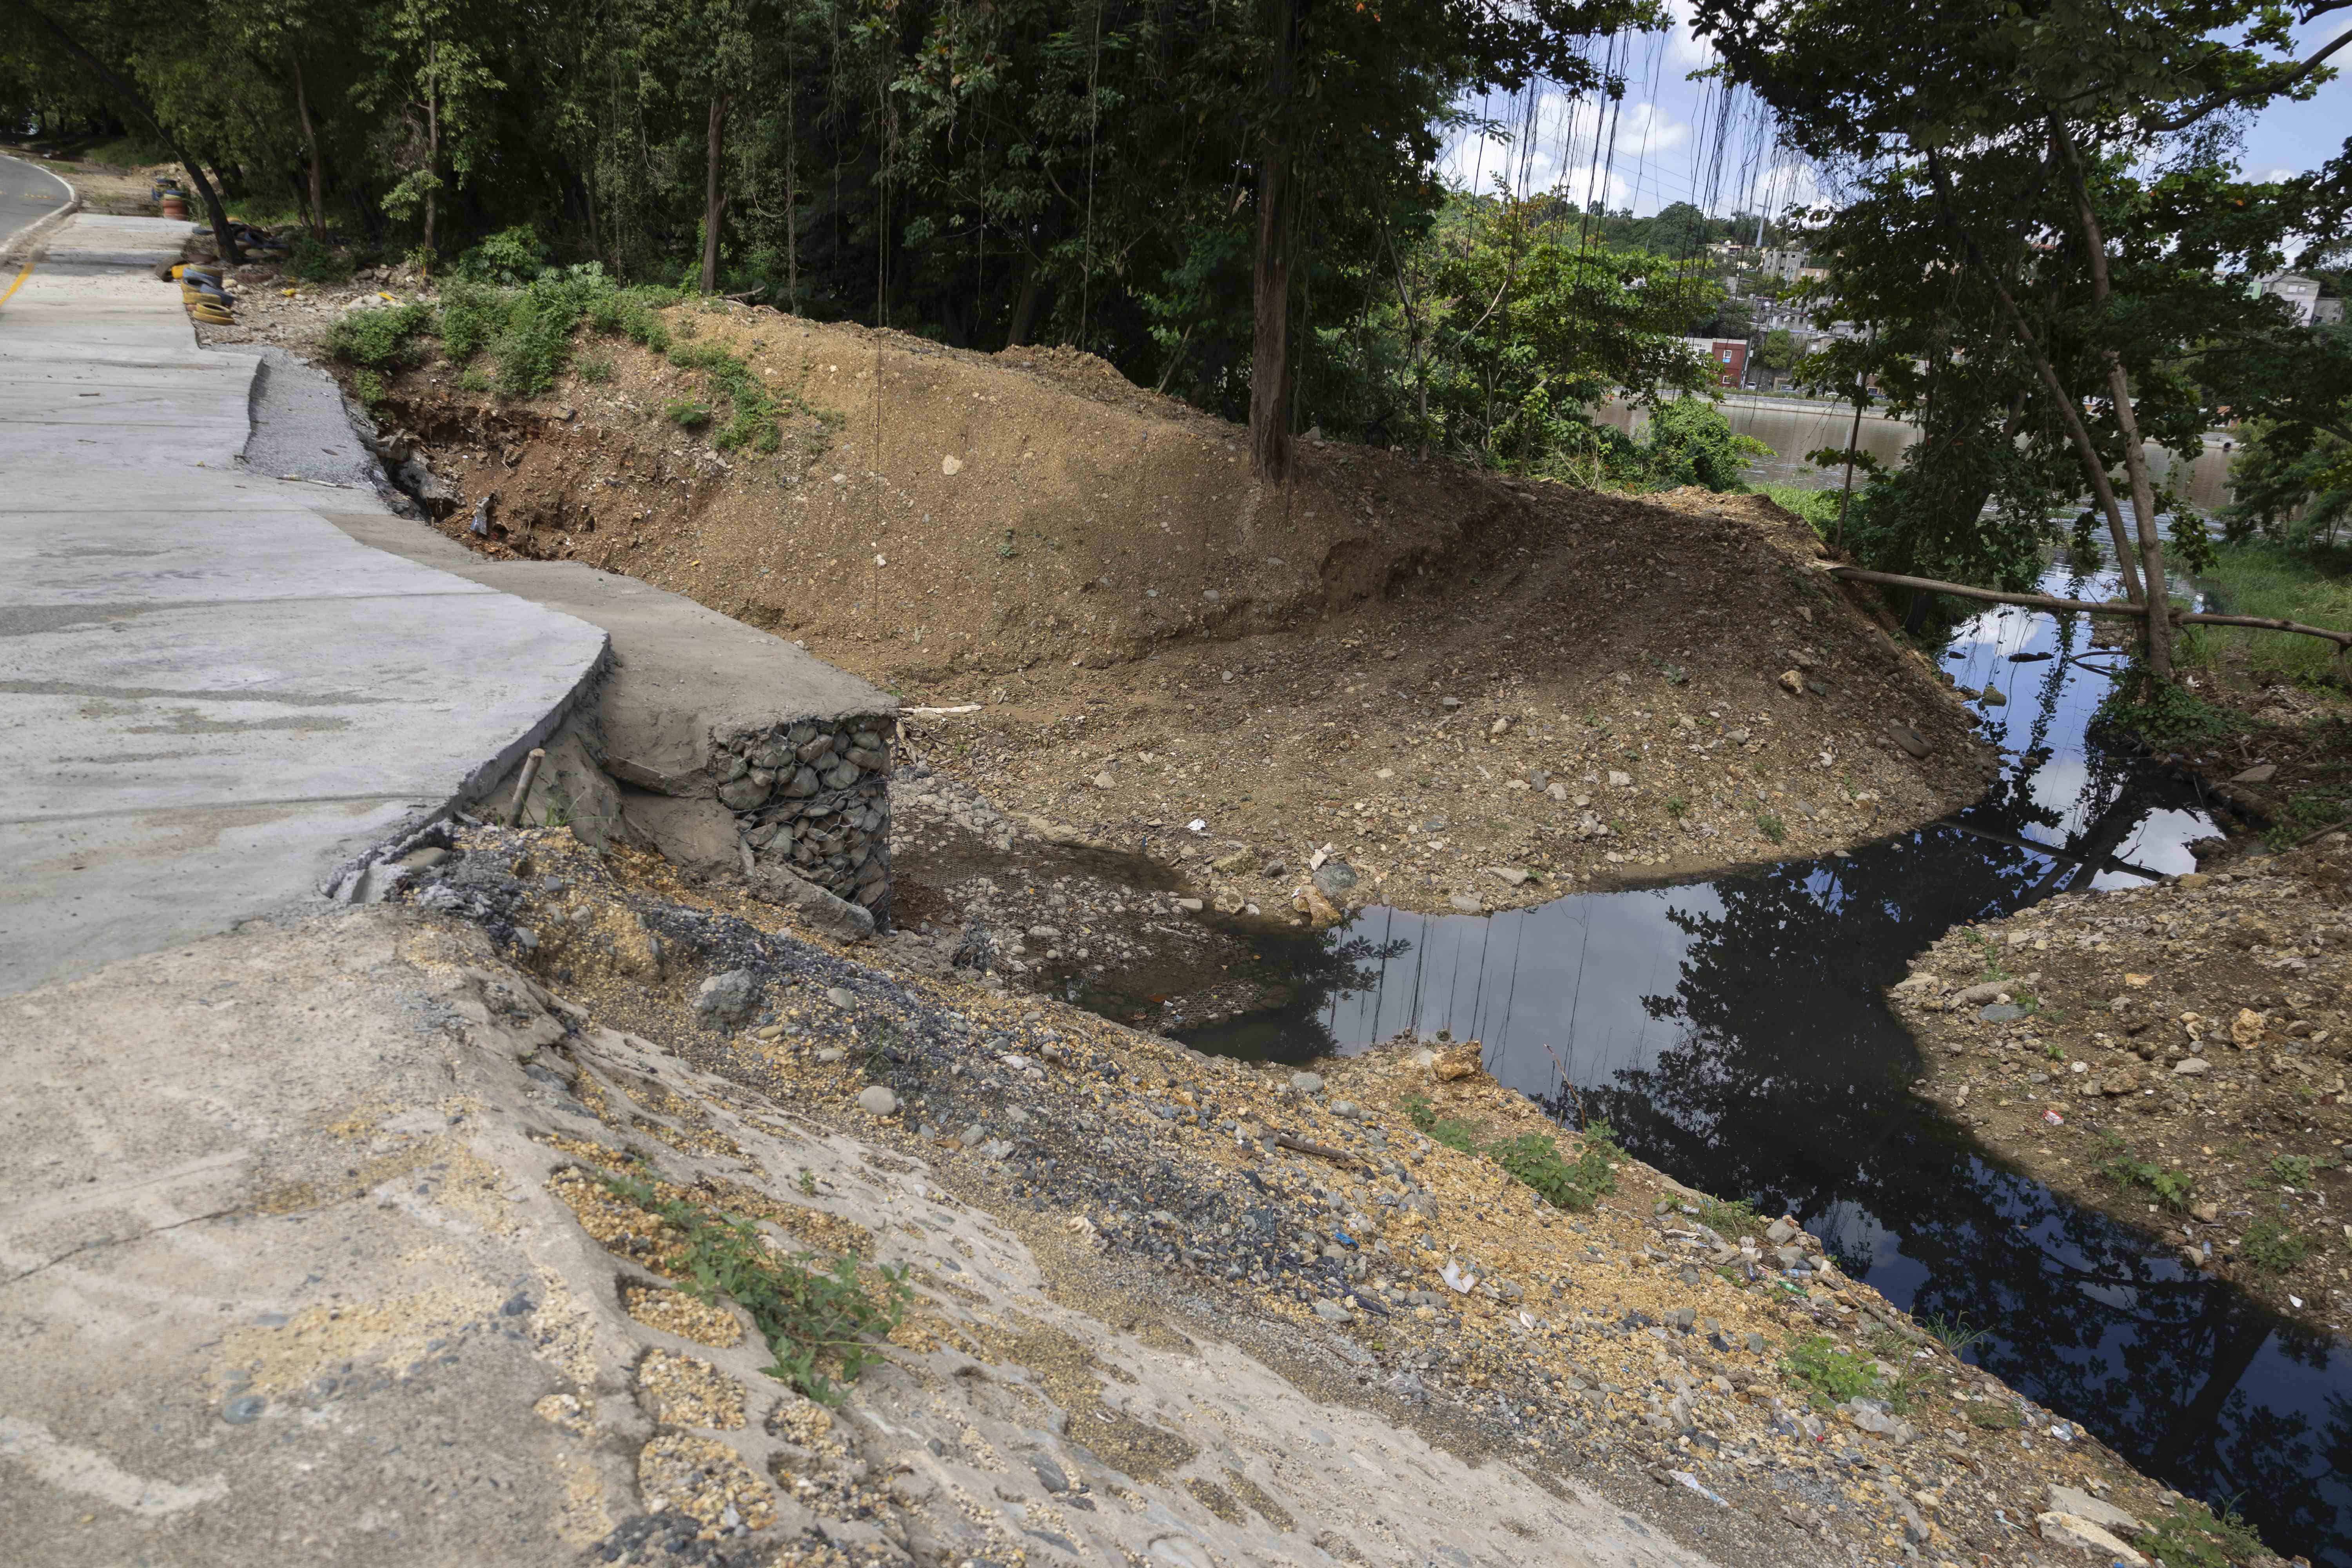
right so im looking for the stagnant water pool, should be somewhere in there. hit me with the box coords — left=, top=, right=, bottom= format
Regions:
left=1131, top=574, right=2349, bottom=1566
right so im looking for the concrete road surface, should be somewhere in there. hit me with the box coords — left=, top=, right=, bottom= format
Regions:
left=0, top=210, right=609, bottom=995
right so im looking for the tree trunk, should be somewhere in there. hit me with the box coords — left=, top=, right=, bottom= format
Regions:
left=423, top=42, right=439, bottom=271
left=1248, top=0, right=1303, bottom=481
left=290, top=53, right=325, bottom=240
left=13, top=0, right=242, bottom=262
left=1924, top=146, right=2143, bottom=603
left=2053, top=120, right=2171, bottom=679
left=700, top=94, right=729, bottom=295
left=1005, top=258, right=1044, bottom=347
left=783, top=70, right=799, bottom=314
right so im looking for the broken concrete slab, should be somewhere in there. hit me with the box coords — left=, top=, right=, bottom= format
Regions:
left=325, top=512, right=900, bottom=917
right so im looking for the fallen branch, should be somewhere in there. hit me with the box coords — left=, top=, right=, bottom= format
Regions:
left=1820, top=565, right=2352, bottom=650
left=902, top=704, right=982, bottom=718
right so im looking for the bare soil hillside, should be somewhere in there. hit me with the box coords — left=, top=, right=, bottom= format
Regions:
left=205, top=283, right=1996, bottom=915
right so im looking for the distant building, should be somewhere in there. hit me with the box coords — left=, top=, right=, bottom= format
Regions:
left=2315, top=296, right=2344, bottom=327
left=1758, top=247, right=1809, bottom=281
left=2256, top=273, right=2321, bottom=325
left=1681, top=337, right=1748, bottom=387
left=1796, top=266, right=1830, bottom=284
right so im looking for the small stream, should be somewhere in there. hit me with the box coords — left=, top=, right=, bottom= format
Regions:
left=1107, top=572, right=2350, bottom=1566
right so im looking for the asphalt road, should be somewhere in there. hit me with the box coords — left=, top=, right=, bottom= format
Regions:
left=0, top=151, right=73, bottom=252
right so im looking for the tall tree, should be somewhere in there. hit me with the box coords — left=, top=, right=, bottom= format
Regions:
left=1695, top=0, right=2352, bottom=680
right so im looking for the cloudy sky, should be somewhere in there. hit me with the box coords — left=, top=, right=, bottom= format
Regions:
left=1437, top=5, right=2347, bottom=220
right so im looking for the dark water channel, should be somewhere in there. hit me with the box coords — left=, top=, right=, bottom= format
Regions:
left=1108, top=573, right=2351, bottom=1566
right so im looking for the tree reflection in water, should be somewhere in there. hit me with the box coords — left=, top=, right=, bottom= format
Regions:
left=1163, top=583, right=2352, bottom=1565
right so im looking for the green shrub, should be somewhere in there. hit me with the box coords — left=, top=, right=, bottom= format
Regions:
left=436, top=277, right=504, bottom=362
left=455, top=224, right=550, bottom=286
left=351, top=368, right=387, bottom=409
left=1642, top=397, right=1771, bottom=492
left=286, top=233, right=352, bottom=284
left=324, top=302, right=430, bottom=368
left=579, top=352, right=615, bottom=384
left=666, top=398, right=712, bottom=430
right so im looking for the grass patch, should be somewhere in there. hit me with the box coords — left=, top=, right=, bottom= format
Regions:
left=2239, top=1217, right=2310, bottom=1273
left=1755, top=812, right=1787, bottom=844
left=1757, top=483, right=1846, bottom=537
left=324, top=301, right=431, bottom=368
left=1404, top=1098, right=1619, bottom=1211
left=668, top=341, right=784, bottom=453
left=1966, top=1400, right=2023, bottom=1429
left=285, top=233, right=352, bottom=283
left=2199, top=541, right=2352, bottom=691
left=602, top=1172, right=906, bottom=1404
left=2144, top=1498, right=2270, bottom=1568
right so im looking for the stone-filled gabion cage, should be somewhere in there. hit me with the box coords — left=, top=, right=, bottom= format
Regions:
left=715, top=715, right=893, bottom=918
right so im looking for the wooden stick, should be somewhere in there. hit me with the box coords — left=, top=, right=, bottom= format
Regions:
left=1820, top=565, right=2147, bottom=617
left=1820, top=565, right=2352, bottom=649
left=505, top=748, right=546, bottom=826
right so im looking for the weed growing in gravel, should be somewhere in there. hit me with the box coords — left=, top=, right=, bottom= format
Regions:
left=2266, top=1153, right=2322, bottom=1187
left=602, top=1173, right=907, bottom=1404
left=1695, top=1195, right=1762, bottom=1236
left=579, top=352, right=615, bottom=383
left=2103, top=1151, right=2198, bottom=1211
left=1755, top=813, right=1786, bottom=844
left=1403, top=1100, right=1619, bottom=1210
left=2240, top=1217, right=2310, bottom=1272
left=325, top=301, right=430, bottom=367
left=1919, top=1314, right=1989, bottom=1358
left=2144, top=1498, right=2269, bottom=1568
left=1781, top=1334, right=1884, bottom=1406
left=1965, top=1401, right=2022, bottom=1429
left=665, top=398, right=713, bottom=430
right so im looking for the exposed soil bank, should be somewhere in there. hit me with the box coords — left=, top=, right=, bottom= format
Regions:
left=194, top=276, right=1996, bottom=923
left=1892, top=839, right=2352, bottom=1340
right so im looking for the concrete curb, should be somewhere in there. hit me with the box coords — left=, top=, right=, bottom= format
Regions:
left=0, top=163, right=80, bottom=271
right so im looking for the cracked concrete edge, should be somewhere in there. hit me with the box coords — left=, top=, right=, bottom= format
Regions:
left=0, top=168, right=80, bottom=270
left=321, top=648, right=617, bottom=904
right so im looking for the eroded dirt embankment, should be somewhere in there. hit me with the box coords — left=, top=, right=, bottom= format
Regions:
left=203, top=275, right=1999, bottom=918
left=1892, top=836, right=2352, bottom=1339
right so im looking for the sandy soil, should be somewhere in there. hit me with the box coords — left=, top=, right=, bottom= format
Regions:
left=1889, top=838, right=2352, bottom=1339
left=196, top=271, right=1997, bottom=924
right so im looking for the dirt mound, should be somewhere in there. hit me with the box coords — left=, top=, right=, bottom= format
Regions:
left=371, top=299, right=1530, bottom=682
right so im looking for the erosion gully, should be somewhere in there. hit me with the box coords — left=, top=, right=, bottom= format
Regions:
left=1065, top=570, right=2350, bottom=1568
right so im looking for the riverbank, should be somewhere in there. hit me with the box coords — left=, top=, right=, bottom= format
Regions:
left=1889, top=836, right=2352, bottom=1341
left=396, top=818, right=2289, bottom=1568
